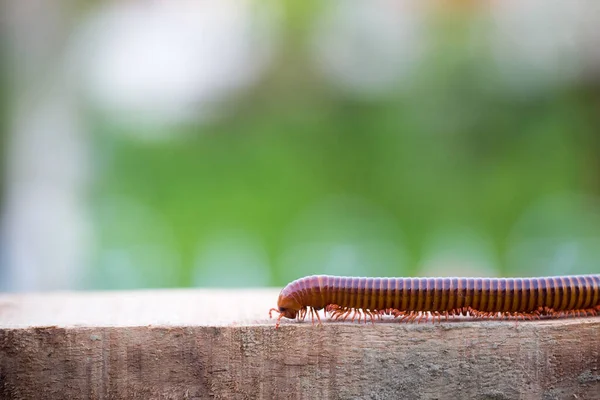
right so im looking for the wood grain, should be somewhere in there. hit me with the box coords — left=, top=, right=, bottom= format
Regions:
left=1, top=290, right=599, bottom=399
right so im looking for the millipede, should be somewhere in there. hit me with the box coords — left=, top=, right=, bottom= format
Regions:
left=269, top=274, right=600, bottom=328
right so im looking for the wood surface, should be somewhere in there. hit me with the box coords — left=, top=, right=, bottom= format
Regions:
left=1, top=289, right=599, bottom=399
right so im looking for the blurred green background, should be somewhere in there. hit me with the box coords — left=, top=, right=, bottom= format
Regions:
left=1, top=1, right=600, bottom=291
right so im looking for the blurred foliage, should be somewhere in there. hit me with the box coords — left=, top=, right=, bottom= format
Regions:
left=85, top=7, right=600, bottom=289
left=3, top=2, right=600, bottom=290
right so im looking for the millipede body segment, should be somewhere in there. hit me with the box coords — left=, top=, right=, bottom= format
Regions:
left=269, top=274, right=600, bottom=328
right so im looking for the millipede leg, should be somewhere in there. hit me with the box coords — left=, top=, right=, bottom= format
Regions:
left=516, top=312, right=525, bottom=321
left=368, top=311, right=376, bottom=324
left=269, top=308, right=284, bottom=329
left=314, top=308, right=323, bottom=326
left=298, top=308, right=306, bottom=321
left=342, top=308, right=352, bottom=321
left=399, top=312, right=410, bottom=322
left=330, top=306, right=342, bottom=320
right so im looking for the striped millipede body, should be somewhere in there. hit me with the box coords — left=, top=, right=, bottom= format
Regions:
left=269, top=274, right=600, bottom=328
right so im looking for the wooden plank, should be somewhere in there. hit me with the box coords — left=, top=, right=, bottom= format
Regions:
left=1, top=290, right=599, bottom=399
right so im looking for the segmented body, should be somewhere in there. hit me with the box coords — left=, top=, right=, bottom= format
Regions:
left=269, top=274, right=600, bottom=328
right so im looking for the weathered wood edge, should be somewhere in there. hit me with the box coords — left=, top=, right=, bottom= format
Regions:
left=1, top=290, right=600, bottom=399
left=2, top=320, right=599, bottom=400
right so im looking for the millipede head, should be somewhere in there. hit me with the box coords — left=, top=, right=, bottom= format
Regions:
left=276, top=292, right=302, bottom=319
left=270, top=291, right=303, bottom=329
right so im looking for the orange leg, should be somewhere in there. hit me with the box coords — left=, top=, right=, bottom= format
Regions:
left=399, top=312, right=410, bottom=322
left=268, top=308, right=284, bottom=329
left=353, top=309, right=362, bottom=323
left=341, top=308, right=353, bottom=321
left=298, top=308, right=306, bottom=321
left=330, top=306, right=344, bottom=320
left=367, top=311, right=376, bottom=324
left=283, top=303, right=600, bottom=328
left=313, top=307, right=323, bottom=326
